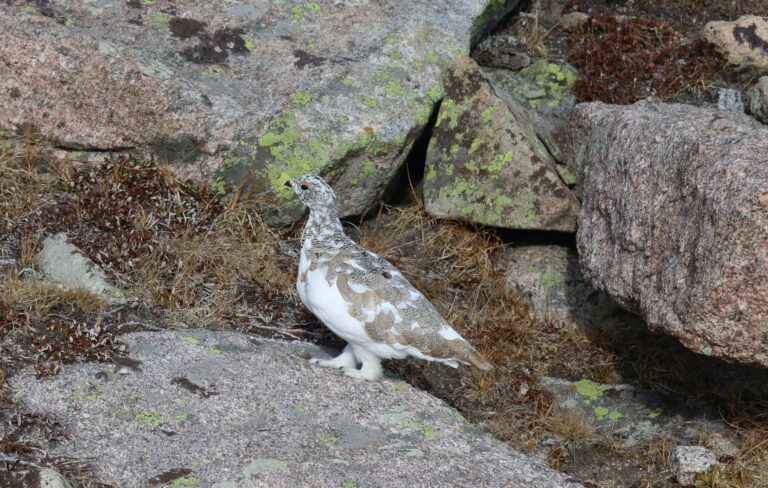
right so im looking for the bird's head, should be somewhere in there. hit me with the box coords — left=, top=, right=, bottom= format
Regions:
left=285, top=174, right=337, bottom=211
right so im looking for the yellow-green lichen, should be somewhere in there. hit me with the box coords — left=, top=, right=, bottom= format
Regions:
left=487, top=150, right=514, bottom=172
left=183, top=335, right=200, bottom=345
left=145, top=11, right=173, bottom=30
left=593, top=406, right=621, bottom=421
left=361, top=161, right=378, bottom=177
left=468, top=138, right=484, bottom=154
left=384, top=80, right=404, bottom=97
left=385, top=33, right=397, bottom=45
left=135, top=410, right=164, bottom=427
left=210, top=177, right=226, bottom=196
left=362, top=96, right=377, bottom=108
left=541, top=268, right=566, bottom=289
left=241, top=34, right=255, bottom=51
left=427, top=84, right=443, bottom=102
left=481, top=107, right=495, bottom=123
left=730, top=54, right=746, bottom=65
left=393, top=381, right=408, bottom=391
left=424, top=52, right=440, bottom=64
left=315, top=430, right=339, bottom=445
left=648, top=408, right=662, bottom=419
left=574, top=379, right=608, bottom=404
left=306, top=2, right=321, bottom=12
left=519, top=61, right=576, bottom=108
left=291, top=5, right=303, bottom=22
left=435, top=98, right=461, bottom=129
left=290, top=91, right=314, bottom=107
left=342, top=481, right=357, bottom=488
left=257, top=111, right=356, bottom=198
left=593, top=406, right=609, bottom=420
left=202, top=66, right=226, bottom=77
left=411, top=421, right=438, bottom=438
left=20, top=5, right=36, bottom=13
left=372, top=69, right=397, bottom=85
left=414, top=104, right=432, bottom=126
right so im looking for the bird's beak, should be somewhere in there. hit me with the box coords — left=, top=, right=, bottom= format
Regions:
left=284, top=179, right=293, bottom=188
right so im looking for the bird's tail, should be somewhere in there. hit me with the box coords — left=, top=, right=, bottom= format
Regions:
left=468, top=350, right=494, bottom=371
left=446, top=337, right=494, bottom=371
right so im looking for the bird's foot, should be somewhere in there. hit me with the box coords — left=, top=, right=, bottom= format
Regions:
left=341, top=367, right=366, bottom=380
left=309, top=345, right=358, bottom=370
left=342, top=366, right=382, bottom=381
left=310, top=357, right=349, bottom=369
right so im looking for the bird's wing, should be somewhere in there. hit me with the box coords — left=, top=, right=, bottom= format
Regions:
left=330, top=245, right=492, bottom=369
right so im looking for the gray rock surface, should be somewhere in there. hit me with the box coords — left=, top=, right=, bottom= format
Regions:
left=541, top=377, right=727, bottom=448
left=10, top=329, right=581, bottom=488
left=745, top=76, right=768, bottom=124
left=423, top=56, right=579, bottom=231
left=35, top=233, right=124, bottom=301
left=569, top=100, right=768, bottom=367
left=496, top=245, right=629, bottom=330
left=717, top=88, right=744, bottom=112
left=473, top=35, right=531, bottom=70
left=0, top=1, right=519, bottom=222
left=672, top=446, right=720, bottom=486
left=702, top=15, right=768, bottom=70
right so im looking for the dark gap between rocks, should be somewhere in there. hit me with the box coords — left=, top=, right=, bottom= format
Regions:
left=383, top=98, right=442, bottom=207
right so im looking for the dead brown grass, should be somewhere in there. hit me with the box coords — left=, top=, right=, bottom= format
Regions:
left=1, top=272, right=106, bottom=317
left=355, top=203, right=615, bottom=451
left=131, top=204, right=298, bottom=327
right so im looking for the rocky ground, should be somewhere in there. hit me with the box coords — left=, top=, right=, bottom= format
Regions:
left=1, top=0, right=768, bottom=487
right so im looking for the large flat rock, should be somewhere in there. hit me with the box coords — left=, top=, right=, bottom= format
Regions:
left=10, top=329, right=581, bottom=487
left=0, top=0, right=519, bottom=222
left=569, top=100, right=768, bottom=367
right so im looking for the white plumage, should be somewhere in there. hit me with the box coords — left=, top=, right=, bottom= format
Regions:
left=286, top=175, right=494, bottom=381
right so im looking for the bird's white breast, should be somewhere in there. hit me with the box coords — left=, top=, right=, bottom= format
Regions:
left=297, top=252, right=370, bottom=345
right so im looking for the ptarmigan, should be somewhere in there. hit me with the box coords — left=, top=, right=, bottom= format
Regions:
left=286, top=174, right=494, bottom=381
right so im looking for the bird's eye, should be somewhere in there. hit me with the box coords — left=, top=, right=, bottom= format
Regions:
left=300, top=184, right=308, bottom=190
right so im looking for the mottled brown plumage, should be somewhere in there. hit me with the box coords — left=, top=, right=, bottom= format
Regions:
left=287, top=175, right=493, bottom=380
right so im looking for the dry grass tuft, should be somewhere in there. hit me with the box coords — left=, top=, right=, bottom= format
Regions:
left=132, top=211, right=297, bottom=327
left=1, top=272, right=107, bottom=317
left=547, top=409, right=600, bottom=447
left=641, top=436, right=676, bottom=471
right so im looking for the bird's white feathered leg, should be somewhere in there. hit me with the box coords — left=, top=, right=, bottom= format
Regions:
left=310, top=344, right=358, bottom=369
left=343, top=345, right=383, bottom=381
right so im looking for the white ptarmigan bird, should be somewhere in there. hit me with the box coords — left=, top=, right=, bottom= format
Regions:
left=286, top=174, right=494, bottom=381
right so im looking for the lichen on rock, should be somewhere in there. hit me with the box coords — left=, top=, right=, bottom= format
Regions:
left=423, top=56, right=579, bottom=231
